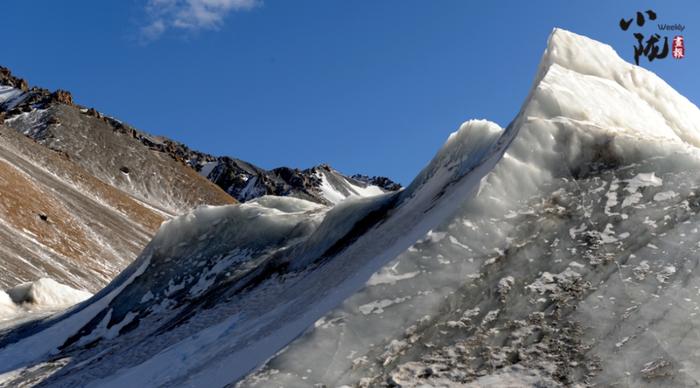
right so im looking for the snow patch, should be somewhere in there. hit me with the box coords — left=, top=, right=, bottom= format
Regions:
left=0, top=278, right=92, bottom=327
left=367, top=264, right=420, bottom=286
left=6, top=278, right=91, bottom=308
left=358, top=297, right=411, bottom=315
left=653, top=190, right=678, bottom=202
left=626, top=172, right=663, bottom=192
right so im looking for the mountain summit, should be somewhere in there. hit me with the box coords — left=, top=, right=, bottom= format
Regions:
left=2, top=28, right=700, bottom=387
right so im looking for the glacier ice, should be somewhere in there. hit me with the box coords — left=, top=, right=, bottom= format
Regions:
left=5, top=278, right=92, bottom=307
left=0, top=114, right=507, bottom=387
left=0, top=278, right=92, bottom=330
left=3, top=28, right=700, bottom=388
left=239, top=29, right=700, bottom=387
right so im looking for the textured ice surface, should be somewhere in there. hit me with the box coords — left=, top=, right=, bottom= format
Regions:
left=3, top=28, right=700, bottom=388
left=0, top=116, right=507, bottom=387
left=240, top=29, right=700, bottom=387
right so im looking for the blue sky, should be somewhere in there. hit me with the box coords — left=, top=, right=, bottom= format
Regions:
left=3, top=1, right=698, bottom=184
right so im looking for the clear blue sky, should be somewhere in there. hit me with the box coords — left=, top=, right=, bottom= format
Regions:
left=3, top=1, right=698, bottom=184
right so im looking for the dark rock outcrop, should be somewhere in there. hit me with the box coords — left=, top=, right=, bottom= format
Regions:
left=351, top=174, right=402, bottom=192
left=0, top=66, right=28, bottom=91
left=51, top=90, right=73, bottom=105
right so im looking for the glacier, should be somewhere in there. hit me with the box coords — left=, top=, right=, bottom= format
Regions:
left=2, top=28, right=700, bottom=387
left=0, top=279, right=92, bottom=331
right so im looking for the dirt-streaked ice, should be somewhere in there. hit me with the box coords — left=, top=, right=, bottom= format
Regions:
left=3, top=28, right=700, bottom=388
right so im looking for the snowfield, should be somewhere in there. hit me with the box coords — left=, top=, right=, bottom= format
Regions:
left=3, top=28, right=700, bottom=387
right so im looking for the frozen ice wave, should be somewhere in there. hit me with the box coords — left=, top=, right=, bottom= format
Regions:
left=0, top=117, right=508, bottom=387
left=4, top=28, right=700, bottom=388
left=241, top=29, right=700, bottom=387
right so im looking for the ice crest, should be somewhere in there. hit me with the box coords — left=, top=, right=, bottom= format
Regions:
left=529, top=28, right=700, bottom=146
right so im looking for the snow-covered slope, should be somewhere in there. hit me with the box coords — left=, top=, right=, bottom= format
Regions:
left=3, top=28, right=700, bottom=387
left=203, top=159, right=399, bottom=205
left=312, top=164, right=388, bottom=204
left=0, top=85, right=26, bottom=111
left=0, top=124, right=165, bottom=292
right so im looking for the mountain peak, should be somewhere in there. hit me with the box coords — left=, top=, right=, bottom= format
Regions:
left=522, top=28, right=700, bottom=147
left=539, top=28, right=620, bottom=79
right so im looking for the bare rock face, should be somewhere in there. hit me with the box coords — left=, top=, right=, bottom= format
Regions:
left=7, top=104, right=236, bottom=215
left=351, top=173, right=402, bottom=192
left=0, top=67, right=28, bottom=91
left=0, top=67, right=237, bottom=216
left=85, top=107, right=102, bottom=118
left=51, top=89, right=73, bottom=105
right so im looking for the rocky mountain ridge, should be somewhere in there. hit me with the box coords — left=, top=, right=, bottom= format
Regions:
left=0, top=65, right=400, bottom=206
left=0, top=64, right=399, bottom=294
